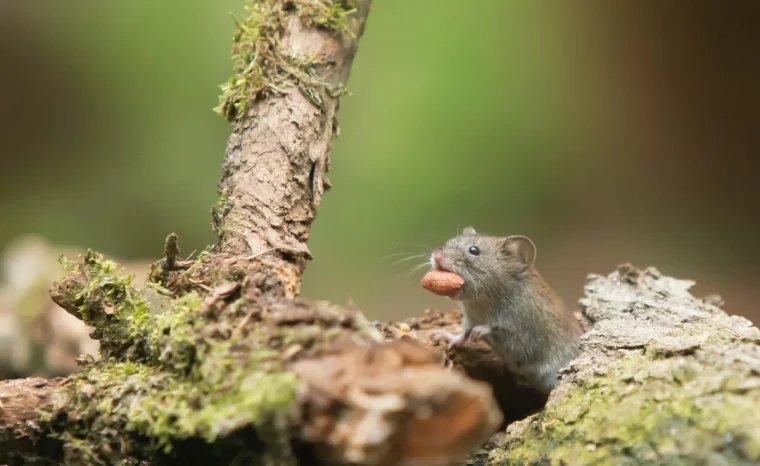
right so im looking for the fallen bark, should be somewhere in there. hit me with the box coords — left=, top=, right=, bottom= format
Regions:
left=4, top=255, right=760, bottom=465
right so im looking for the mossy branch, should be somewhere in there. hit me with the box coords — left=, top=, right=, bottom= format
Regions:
left=215, top=0, right=361, bottom=121
left=50, top=250, right=152, bottom=360
left=212, top=0, right=372, bottom=285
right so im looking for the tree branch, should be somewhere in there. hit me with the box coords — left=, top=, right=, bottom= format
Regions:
left=0, top=377, right=62, bottom=464
left=214, top=0, right=372, bottom=294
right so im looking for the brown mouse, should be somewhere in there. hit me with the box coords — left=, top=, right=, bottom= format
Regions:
left=428, top=227, right=583, bottom=393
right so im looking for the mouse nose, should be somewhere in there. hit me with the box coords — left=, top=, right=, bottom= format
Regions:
left=432, top=251, right=444, bottom=269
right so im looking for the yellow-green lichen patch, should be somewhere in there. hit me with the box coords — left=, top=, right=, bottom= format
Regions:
left=127, top=366, right=298, bottom=451
left=214, top=0, right=356, bottom=121
left=497, top=350, right=760, bottom=465
left=50, top=351, right=300, bottom=463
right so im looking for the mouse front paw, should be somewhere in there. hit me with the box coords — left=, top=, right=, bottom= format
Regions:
left=431, top=330, right=467, bottom=350
left=469, top=325, right=491, bottom=342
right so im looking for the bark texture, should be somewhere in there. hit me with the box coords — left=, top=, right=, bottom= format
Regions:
left=0, top=377, right=63, bottom=464
left=214, top=0, right=373, bottom=294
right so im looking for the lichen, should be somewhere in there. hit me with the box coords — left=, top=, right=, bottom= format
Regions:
left=493, top=350, right=760, bottom=465
left=48, top=356, right=299, bottom=465
left=214, top=0, right=356, bottom=121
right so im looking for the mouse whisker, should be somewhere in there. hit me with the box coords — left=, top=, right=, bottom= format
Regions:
left=392, top=254, right=427, bottom=265
left=406, top=261, right=431, bottom=277
left=376, top=252, right=414, bottom=261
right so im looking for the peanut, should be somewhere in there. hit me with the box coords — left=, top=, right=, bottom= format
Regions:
left=421, top=270, right=464, bottom=297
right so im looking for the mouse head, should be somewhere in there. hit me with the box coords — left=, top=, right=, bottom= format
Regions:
left=430, top=227, right=536, bottom=300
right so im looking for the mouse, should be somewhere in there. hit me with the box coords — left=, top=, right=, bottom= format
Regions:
left=428, top=227, right=583, bottom=393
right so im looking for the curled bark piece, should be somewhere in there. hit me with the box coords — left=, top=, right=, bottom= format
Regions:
left=292, top=338, right=502, bottom=466
left=374, top=311, right=549, bottom=429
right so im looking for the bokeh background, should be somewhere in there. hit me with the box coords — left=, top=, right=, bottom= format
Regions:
left=1, top=1, right=759, bottom=325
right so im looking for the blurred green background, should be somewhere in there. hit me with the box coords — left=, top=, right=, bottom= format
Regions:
left=1, top=1, right=758, bottom=323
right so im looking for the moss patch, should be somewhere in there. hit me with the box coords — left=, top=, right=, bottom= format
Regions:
left=46, top=250, right=372, bottom=464
left=214, top=0, right=356, bottom=121
left=47, top=357, right=299, bottom=465
left=53, top=251, right=151, bottom=359
left=494, top=350, right=760, bottom=465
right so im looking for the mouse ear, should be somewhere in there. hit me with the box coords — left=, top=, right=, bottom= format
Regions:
left=462, top=227, right=477, bottom=236
left=502, top=236, right=536, bottom=273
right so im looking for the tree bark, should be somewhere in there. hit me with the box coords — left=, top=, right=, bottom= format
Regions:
left=0, top=377, right=63, bottom=464
left=214, top=0, right=373, bottom=295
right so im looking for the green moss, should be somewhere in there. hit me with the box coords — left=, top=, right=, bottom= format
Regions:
left=46, top=250, right=368, bottom=463
left=69, top=251, right=146, bottom=322
left=50, top=301, right=303, bottom=464
left=54, top=251, right=151, bottom=359
left=214, top=0, right=356, bottom=121
left=145, top=292, right=204, bottom=373
left=131, top=370, right=298, bottom=448
left=50, top=357, right=298, bottom=464
left=499, top=351, right=760, bottom=465
left=293, top=0, right=357, bottom=34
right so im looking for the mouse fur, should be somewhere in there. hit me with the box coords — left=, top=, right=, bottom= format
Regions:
left=429, top=226, right=583, bottom=393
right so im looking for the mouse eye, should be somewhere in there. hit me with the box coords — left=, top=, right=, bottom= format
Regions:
left=468, top=246, right=480, bottom=256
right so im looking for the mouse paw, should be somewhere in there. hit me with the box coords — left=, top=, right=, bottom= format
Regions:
left=469, top=325, right=491, bottom=342
left=431, top=330, right=466, bottom=350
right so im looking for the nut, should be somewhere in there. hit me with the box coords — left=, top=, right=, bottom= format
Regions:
left=421, top=271, right=464, bottom=297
